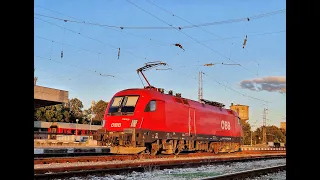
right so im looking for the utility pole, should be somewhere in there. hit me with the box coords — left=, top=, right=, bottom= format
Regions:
left=262, top=108, right=268, bottom=144
left=251, top=131, right=252, bottom=146
left=90, top=101, right=94, bottom=135
left=34, top=77, right=38, bottom=85
left=250, top=120, right=257, bottom=146
left=198, top=63, right=239, bottom=102
left=198, top=71, right=203, bottom=102
left=34, top=69, right=38, bottom=85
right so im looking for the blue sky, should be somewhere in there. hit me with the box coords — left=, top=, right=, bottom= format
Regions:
left=34, top=0, right=286, bottom=129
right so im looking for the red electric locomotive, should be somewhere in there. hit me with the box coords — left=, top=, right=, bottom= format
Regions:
left=94, top=62, right=243, bottom=155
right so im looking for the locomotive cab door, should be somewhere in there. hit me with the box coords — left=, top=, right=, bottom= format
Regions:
left=143, top=100, right=165, bottom=130
left=188, top=108, right=196, bottom=136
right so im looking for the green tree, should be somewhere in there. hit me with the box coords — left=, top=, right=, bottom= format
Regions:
left=280, top=128, right=286, bottom=138
left=81, top=107, right=93, bottom=124
left=51, top=105, right=62, bottom=122
left=34, top=104, right=72, bottom=123
left=266, top=125, right=286, bottom=143
left=254, top=128, right=263, bottom=144
left=92, top=100, right=108, bottom=121
left=83, top=109, right=92, bottom=116
left=63, top=110, right=70, bottom=123
left=254, top=125, right=286, bottom=144
left=34, top=107, right=46, bottom=121
left=45, top=110, right=55, bottom=122
left=35, top=110, right=42, bottom=121
left=241, top=122, right=252, bottom=145
left=69, top=98, right=84, bottom=121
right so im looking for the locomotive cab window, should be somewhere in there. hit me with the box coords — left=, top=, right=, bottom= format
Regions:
left=145, top=100, right=156, bottom=112
left=108, top=95, right=139, bottom=115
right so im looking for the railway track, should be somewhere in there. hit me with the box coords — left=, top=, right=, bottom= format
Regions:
left=34, top=149, right=285, bottom=158
left=202, top=165, right=286, bottom=179
left=34, top=153, right=285, bottom=179
left=34, top=152, right=111, bottom=158
left=34, top=151, right=285, bottom=164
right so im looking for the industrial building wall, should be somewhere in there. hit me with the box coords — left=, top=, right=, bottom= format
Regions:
left=230, top=103, right=249, bottom=123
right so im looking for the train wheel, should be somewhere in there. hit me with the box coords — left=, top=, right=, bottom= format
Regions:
left=213, top=148, right=219, bottom=154
left=213, top=143, right=219, bottom=154
left=174, top=148, right=181, bottom=155
left=208, top=143, right=214, bottom=153
left=229, top=143, right=236, bottom=153
left=140, top=148, right=150, bottom=155
left=151, top=143, right=159, bottom=156
left=174, top=141, right=184, bottom=155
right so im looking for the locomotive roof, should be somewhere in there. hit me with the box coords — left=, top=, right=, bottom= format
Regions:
left=114, top=87, right=239, bottom=117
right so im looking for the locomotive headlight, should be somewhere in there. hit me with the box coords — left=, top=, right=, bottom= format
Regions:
left=130, top=119, right=138, bottom=127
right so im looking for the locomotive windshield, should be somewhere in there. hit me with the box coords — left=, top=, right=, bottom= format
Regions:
left=108, top=95, right=139, bottom=115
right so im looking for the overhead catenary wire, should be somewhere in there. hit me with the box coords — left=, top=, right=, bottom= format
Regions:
left=36, top=35, right=105, bottom=72
left=34, top=67, right=84, bottom=81
left=35, top=5, right=285, bottom=42
left=145, top=0, right=240, bottom=64
left=35, top=17, right=118, bottom=49
left=181, top=9, right=285, bottom=29
left=125, top=0, right=258, bottom=76
left=34, top=68, right=110, bottom=93
left=201, top=72, right=270, bottom=104
left=145, top=0, right=233, bottom=44
left=35, top=5, right=282, bottom=98
left=152, top=63, right=198, bottom=81
left=35, top=4, right=282, bottom=79
left=162, top=64, right=269, bottom=105
left=238, top=33, right=286, bottom=80
left=34, top=9, right=285, bottom=30
left=35, top=5, right=80, bottom=21
left=35, top=55, right=116, bottom=78
left=34, top=4, right=283, bottom=76
left=35, top=16, right=122, bottom=73
left=34, top=5, right=170, bottom=45
left=191, top=30, right=286, bottom=44
left=163, top=61, right=270, bottom=104
left=241, top=52, right=286, bottom=94
left=127, top=1, right=261, bottom=103
left=35, top=36, right=102, bottom=55
left=34, top=17, right=151, bottom=62
left=168, top=62, right=241, bottom=69
left=35, top=5, right=163, bottom=76
left=60, top=24, right=67, bottom=59
left=49, top=40, right=53, bottom=60
left=125, top=0, right=229, bottom=58
left=111, top=29, right=286, bottom=51
left=125, top=30, right=285, bottom=51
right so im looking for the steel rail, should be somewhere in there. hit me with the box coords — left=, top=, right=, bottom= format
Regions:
left=34, top=155, right=285, bottom=179
left=201, top=165, right=286, bottom=179
left=34, top=150, right=286, bottom=158
left=34, top=152, right=286, bottom=164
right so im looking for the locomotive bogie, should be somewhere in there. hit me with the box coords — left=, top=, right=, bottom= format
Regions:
left=94, top=128, right=242, bottom=155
